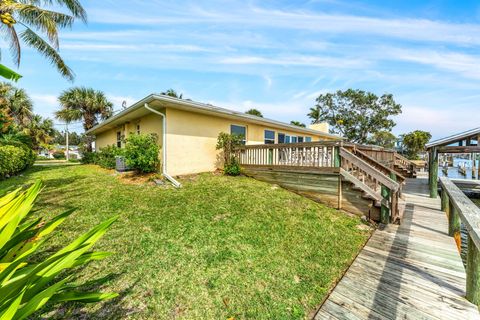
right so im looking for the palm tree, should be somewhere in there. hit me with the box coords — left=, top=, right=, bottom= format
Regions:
left=24, top=115, right=55, bottom=150
left=0, top=0, right=87, bottom=80
left=56, top=87, right=113, bottom=151
left=307, top=106, right=322, bottom=124
left=290, top=121, right=306, bottom=127
left=0, top=82, right=33, bottom=127
left=245, top=108, right=263, bottom=117
left=161, top=89, right=183, bottom=99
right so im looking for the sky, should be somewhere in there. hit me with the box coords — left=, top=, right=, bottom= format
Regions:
left=2, top=0, right=480, bottom=138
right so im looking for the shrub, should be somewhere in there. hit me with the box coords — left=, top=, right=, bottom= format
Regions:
left=96, top=145, right=123, bottom=169
left=0, top=182, right=117, bottom=319
left=0, top=144, right=36, bottom=179
left=52, top=150, right=66, bottom=159
left=81, top=151, right=96, bottom=164
left=224, top=156, right=241, bottom=176
left=124, top=133, right=160, bottom=173
left=216, top=132, right=243, bottom=176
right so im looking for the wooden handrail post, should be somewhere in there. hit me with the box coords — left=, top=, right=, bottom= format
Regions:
left=380, top=185, right=391, bottom=224
left=334, top=146, right=341, bottom=168
left=336, top=145, right=342, bottom=209
left=448, top=201, right=461, bottom=239
left=466, top=235, right=480, bottom=305
left=441, top=188, right=449, bottom=212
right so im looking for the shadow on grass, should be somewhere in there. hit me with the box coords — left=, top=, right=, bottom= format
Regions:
left=32, top=272, right=140, bottom=320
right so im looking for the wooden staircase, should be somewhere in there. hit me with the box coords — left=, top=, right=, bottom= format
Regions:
left=235, top=141, right=406, bottom=224
left=394, top=153, right=417, bottom=178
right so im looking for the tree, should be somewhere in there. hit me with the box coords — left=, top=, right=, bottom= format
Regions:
left=24, top=115, right=55, bottom=150
left=161, top=89, right=183, bottom=99
left=402, top=130, right=432, bottom=160
left=56, top=87, right=113, bottom=151
left=245, top=108, right=263, bottom=117
left=290, top=120, right=306, bottom=127
left=0, top=0, right=86, bottom=80
left=53, top=130, right=83, bottom=145
left=369, top=131, right=397, bottom=149
left=308, top=89, right=402, bottom=144
left=0, top=82, right=33, bottom=127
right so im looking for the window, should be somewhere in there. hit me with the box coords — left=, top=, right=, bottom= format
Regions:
left=291, top=136, right=298, bottom=143
left=305, top=137, right=312, bottom=142
left=230, top=125, right=246, bottom=144
left=264, top=130, right=275, bottom=144
left=298, top=136, right=304, bottom=143
left=136, top=124, right=140, bottom=134
left=278, top=133, right=285, bottom=144
left=116, top=131, right=122, bottom=148
left=285, top=135, right=291, bottom=143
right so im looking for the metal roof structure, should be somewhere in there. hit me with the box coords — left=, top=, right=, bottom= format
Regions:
left=425, top=127, right=480, bottom=149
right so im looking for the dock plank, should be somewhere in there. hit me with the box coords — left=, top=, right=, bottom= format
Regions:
left=315, top=178, right=480, bottom=320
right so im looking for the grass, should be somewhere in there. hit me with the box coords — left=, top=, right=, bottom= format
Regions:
left=0, top=165, right=371, bottom=319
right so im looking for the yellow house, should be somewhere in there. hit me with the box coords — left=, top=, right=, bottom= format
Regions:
left=86, top=94, right=341, bottom=179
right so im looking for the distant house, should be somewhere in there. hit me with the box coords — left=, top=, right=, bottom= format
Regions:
left=37, top=145, right=82, bottom=159
left=86, top=94, right=340, bottom=176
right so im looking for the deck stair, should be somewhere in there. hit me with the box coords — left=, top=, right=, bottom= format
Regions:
left=393, top=153, right=417, bottom=178
left=235, top=141, right=406, bottom=224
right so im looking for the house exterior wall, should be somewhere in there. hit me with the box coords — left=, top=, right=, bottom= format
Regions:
left=94, top=113, right=164, bottom=151
left=94, top=107, right=337, bottom=176
left=165, top=108, right=336, bottom=176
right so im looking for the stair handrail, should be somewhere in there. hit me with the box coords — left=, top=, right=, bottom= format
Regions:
left=339, top=148, right=399, bottom=192
left=339, top=147, right=400, bottom=223
left=395, top=153, right=416, bottom=170
left=354, top=148, right=406, bottom=185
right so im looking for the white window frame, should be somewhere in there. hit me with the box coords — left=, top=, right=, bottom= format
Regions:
left=264, top=130, right=275, bottom=144
left=230, top=124, right=247, bottom=145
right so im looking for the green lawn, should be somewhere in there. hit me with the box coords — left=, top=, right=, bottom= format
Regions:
left=0, top=165, right=371, bottom=319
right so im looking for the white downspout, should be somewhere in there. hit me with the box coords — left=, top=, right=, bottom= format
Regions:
left=144, top=103, right=181, bottom=188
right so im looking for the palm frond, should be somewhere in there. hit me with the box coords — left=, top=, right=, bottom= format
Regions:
left=1, top=25, right=21, bottom=66
left=17, top=5, right=76, bottom=48
left=30, top=0, right=87, bottom=22
left=19, top=28, right=74, bottom=81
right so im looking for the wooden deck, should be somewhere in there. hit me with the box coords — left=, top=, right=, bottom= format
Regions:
left=315, top=178, right=480, bottom=320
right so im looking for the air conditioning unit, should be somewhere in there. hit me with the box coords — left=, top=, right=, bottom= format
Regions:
left=115, top=156, right=130, bottom=172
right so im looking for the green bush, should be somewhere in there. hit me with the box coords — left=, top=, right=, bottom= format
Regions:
left=224, top=156, right=241, bottom=176
left=216, top=132, right=243, bottom=176
left=0, top=181, right=117, bottom=319
left=80, top=151, right=96, bottom=164
left=96, top=145, right=123, bottom=169
left=0, top=144, right=36, bottom=179
left=52, top=150, right=65, bottom=159
left=124, top=133, right=160, bottom=173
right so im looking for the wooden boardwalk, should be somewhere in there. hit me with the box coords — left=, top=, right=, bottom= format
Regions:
left=315, top=178, right=480, bottom=320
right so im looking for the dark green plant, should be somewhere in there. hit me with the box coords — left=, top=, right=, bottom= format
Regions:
left=216, top=132, right=243, bottom=176
left=124, top=133, right=160, bottom=173
left=80, top=151, right=96, bottom=164
left=52, top=150, right=65, bottom=160
left=95, top=145, right=123, bottom=169
left=308, top=89, right=402, bottom=143
left=0, top=181, right=117, bottom=319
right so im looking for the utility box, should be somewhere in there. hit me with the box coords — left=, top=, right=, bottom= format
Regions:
left=115, top=156, right=130, bottom=172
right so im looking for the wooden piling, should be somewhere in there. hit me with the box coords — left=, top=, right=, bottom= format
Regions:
left=467, top=235, right=480, bottom=305
left=429, top=147, right=439, bottom=198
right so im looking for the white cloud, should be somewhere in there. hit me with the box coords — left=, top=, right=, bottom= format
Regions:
left=86, top=4, right=480, bottom=46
